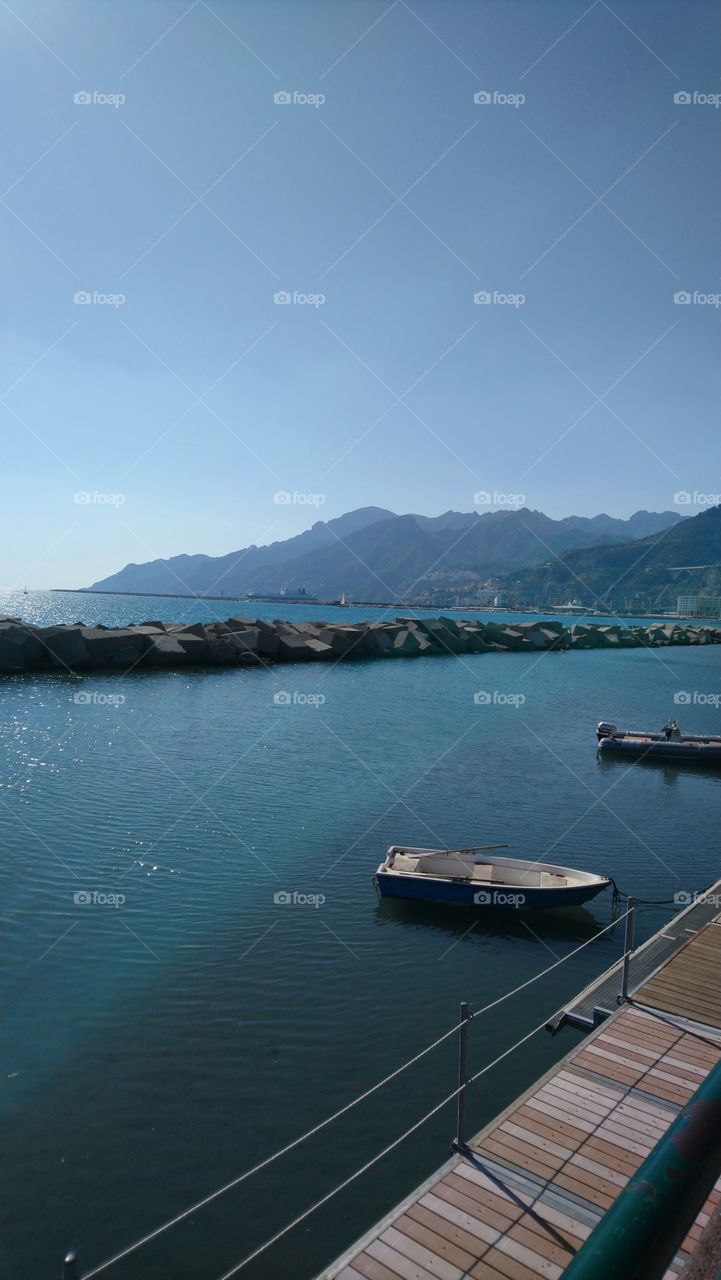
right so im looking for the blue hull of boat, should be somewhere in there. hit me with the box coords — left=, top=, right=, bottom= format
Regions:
left=598, top=738, right=721, bottom=766
left=375, top=873, right=606, bottom=910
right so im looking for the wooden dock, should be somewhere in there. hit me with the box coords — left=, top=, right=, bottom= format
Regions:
left=547, top=886, right=721, bottom=1034
left=320, top=914, right=721, bottom=1280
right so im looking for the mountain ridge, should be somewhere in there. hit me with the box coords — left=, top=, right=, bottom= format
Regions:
left=88, top=506, right=685, bottom=601
left=500, top=505, right=721, bottom=610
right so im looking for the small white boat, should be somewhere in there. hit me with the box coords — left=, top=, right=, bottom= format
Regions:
left=374, top=845, right=610, bottom=910
left=597, top=721, right=721, bottom=767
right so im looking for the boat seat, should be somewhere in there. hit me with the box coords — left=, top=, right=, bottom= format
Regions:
left=423, top=859, right=473, bottom=878
left=541, top=872, right=567, bottom=886
left=471, top=864, right=493, bottom=882
left=392, top=854, right=420, bottom=873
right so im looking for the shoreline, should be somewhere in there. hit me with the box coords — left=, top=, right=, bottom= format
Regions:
left=43, top=589, right=719, bottom=623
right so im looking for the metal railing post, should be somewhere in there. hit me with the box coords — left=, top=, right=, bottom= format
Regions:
left=454, top=1002, right=471, bottom=1150
left=63, top=1251, right=78, bottom=1280
left=619, top=897, right=637, bottom=1004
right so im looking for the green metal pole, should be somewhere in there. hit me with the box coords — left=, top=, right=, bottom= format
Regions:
left=562, top=1054, right=721, bottom=1280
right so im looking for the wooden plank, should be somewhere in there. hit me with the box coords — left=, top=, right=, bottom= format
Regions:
left=352, top=1252, right=406, bottom=1280
left=468, top=1257, right=520, bottom=1280
left=420, top=1189, right=502, bottom=1247
left=441, top=1173, right=518, bottom=1233
left=553, top=1171, right=614, bottom=1211
left=494, top=1232, right=564, bottom=1279
left=583, top=1133, right=646, bottom=1175
left=480, top=1135, right=563, bottom=1181
left=482, top=1133, right=564, bottom=1177
left=405, top=1202, right=489, bottom=1261
left=322, top=911, right=721, bottom=1280
left=510, top=1109, right=583, bottom=1151
left=453, top=1165, right=592, bottom=1246
left=516, top=1101, right=590, bottom=1144
left=397, top=1210, right=477, bottom=1272
left=375, top=1230, right=462, bottom=1280
left=554, top=1067, right=626, bottom=1100
left=642, top=976, right=721, bottom=1006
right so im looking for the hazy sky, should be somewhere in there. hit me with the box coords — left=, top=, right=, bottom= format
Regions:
left=2, top=0, right=718, bottom=587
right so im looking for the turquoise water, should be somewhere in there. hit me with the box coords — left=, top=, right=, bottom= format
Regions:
left=1, top=592, right=720, bottom=1278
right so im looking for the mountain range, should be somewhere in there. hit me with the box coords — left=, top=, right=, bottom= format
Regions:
left=501, top=503, right=721, bottom=610
left=88, top=506, right=686, bottom=602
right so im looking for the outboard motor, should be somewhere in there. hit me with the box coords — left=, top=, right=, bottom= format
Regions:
left=596, top=721, right=618, bottom=740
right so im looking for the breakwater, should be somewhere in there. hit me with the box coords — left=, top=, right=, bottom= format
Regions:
left=1, top=614, right=720, bottom=673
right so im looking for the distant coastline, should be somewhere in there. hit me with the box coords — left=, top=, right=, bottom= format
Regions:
left=46, top=588, right=719, bottom=622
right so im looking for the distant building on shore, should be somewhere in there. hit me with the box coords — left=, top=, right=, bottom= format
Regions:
left=677, top=594, right=721, bottom=618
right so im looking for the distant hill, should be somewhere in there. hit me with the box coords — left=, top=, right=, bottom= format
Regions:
left=89, top=506, right=395, bottom=597
left=501, top=505, right=721, bottom=610
left=88, top=506, right=684, bottom=602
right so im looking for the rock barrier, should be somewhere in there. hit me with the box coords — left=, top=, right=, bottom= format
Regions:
left=1, top=615, right=719, bottom=674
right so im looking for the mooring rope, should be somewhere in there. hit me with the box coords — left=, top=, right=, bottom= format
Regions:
left=212, top=1007, right=560, bottom=1280
left=80, top=907, right=633, bottom=1278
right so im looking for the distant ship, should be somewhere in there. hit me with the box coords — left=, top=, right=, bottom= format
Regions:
left=245, top=586, right=318, bottom=603
left=549, top=600, right=586, bottom=614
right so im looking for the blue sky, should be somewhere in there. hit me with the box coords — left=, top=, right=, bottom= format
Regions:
left=1, top=0, right=718, bottom=587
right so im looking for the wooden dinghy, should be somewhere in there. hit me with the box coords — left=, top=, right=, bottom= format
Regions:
left=597, top=720, right=721, bottom=766
left=374, top=844, right=610, bottom=910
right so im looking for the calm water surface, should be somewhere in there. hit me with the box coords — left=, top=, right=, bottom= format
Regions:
left=1, top=592, right=719, bottom=1278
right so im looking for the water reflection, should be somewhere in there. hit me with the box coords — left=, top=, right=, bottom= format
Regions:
left=375, top=896, right=608, bottom=944
left=596, top=750, right=721, bottom=783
